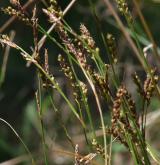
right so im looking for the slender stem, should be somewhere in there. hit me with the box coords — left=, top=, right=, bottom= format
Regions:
left=80, top=65, right=108, bottom=165
left=0, top=31, right=15, bottom=87
left=132, top=0, right=160, bottom=62
left=15, top=44, right=85, bottom=127
left=36, top=74, right=48, bottom=165
left=67, top=52, right=96, bottom=139
left=102, top=0, right=145, bottom=68
left=108, top=135, right=113, bottom=165
left=36, top=0, right=77, bottom=53
left=0, top=118, right=35, bottom=165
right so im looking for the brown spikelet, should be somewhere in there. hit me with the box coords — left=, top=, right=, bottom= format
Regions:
left=0, top=34, right=18, bottom=49
left=44, top=49, right=49, bottom=74
left=106, top=34, right=118, bottom=64
left=1, top=6, right=31, bottom=25
left=132, top=72, right=144, bottom=95
left=80, top=24, right=95, bottom=49
left=74, top=144, right=97, bottom=165
left=110, top=85, right=139, bottom=148
left=10, top=0, right=20, bottom=7
left=133, top=69, right=159, bottom=104
left=143, top=69, right=159, bottom=103
left=43, top=7, right=95, bottom=79
left=42, top=8, right=60, bottom=24
left=58, top=54, right=80, bottom=100
left=92, top=72, right=110, bottom=98
left=116, top=0, right=133, bottom=23
left=32, top=6, right=39, bottom=58
left=10, top=0, right=28, bottom=15
left=92, top=139, right=105, bottom=158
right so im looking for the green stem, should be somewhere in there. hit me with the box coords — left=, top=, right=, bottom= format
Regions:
left=0, top=118, right=35, bottom=165
left=36, top=73, right=48, bottom=165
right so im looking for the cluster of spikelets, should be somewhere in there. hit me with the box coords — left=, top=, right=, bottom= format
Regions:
left=1, top=0, right=31, bottom=25
left=0, top=0, right=160, bottom=164
left=42, top=1, right=159, bottom=161
left=43, top=4, right=113, bottom=100
left=133, top=69, right=159, bottom=104
left=116, top=0, right=133, bottom=23
left=109, top=85, right=139, bottom=147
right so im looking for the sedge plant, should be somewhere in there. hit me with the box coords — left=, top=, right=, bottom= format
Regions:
left=0, top=0, right=160, bottom=164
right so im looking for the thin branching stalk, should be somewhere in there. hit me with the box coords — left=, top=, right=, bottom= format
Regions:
left=0, top=39, right=85, bottom=127
left=67, top=54, right=96, bottom=140
left=48, top=91, right=75, bottom=148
